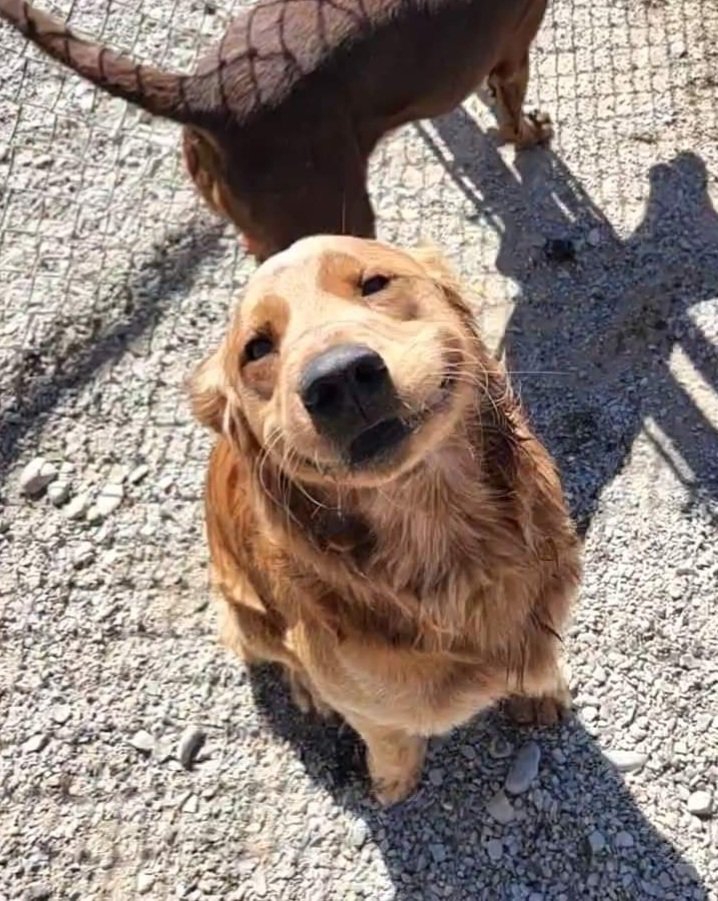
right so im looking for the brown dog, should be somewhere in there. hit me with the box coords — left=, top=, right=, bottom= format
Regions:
left=191, top=235, right=581, bottom=804
left=1, top=0, right=552, bottom=260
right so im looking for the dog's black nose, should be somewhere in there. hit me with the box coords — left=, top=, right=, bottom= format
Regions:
left=299, top=344, right=397, bottom=441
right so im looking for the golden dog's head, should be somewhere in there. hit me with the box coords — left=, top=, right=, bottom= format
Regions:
left=191, top=236, right=487, bottom=487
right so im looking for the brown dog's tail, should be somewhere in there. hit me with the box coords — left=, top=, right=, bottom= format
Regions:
left=0, top=0, right=205, bottom=124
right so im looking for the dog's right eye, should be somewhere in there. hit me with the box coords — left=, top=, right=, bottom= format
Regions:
left=360, top=274, right=391, bottom=296
left=244, top=335, right=274, bottom=362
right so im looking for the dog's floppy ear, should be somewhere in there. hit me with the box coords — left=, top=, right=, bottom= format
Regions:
left=408, top=244, right=461, bottom=288
left=189, top=347, right=227, bottom=433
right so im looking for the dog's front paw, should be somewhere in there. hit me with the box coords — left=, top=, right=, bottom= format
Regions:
left=372, top=769, right=423, bottom=807
left=500, top=110, right=553, bottom=149
left=366, top=733, right=427, bottom=806
left=504, top=688, right=571, bottom=727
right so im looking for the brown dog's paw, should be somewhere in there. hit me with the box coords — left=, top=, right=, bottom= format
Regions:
left=365, top=733, right=427, bottom=806
left=372, top=769, right=423, bottom=807
left=504, top=691, right=570, bottom=727
left=499, top=110, right=553, bottom=150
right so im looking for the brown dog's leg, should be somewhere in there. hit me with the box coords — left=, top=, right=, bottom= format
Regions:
left=285, top=667, right=333, bottom=719
left=346, top=715, right=427, bottom=806
left=488, top=54, right=552, bottom=149
left=504, top=669, right=571, bottom=726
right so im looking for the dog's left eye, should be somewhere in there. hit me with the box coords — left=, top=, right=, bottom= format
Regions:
left=244, top=335, right=274, bottom=362
left=360, top=274, right=391, bottom=296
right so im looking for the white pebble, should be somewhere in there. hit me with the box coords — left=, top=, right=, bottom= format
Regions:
left=128, top=464, right=150, bottom=485
left=182, top=794, right=199, bottom=814
left=23, top=733, right=50, bottom=753
left=88, top=483, right=124, bottom=521
left=19, top=457, right=58, bottom=497
left=47, top=481, right=71, bottom=506
left=52, top=704, right=71, bottom=724
left=136, top=872, right=154, bottom=894
left=128, top=730, right=155, bottom=755
left=604, top=749, right=647, bottom=773
left=72, top=541, right=95, bottom=569
left=64, top=492, right=90, bottom=520
left=347, top=820, right=369, bottom=849
left=687, top=790, right=713, bottom=818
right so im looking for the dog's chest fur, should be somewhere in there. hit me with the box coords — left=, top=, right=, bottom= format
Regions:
left=268, top=439, right=536, bottom=652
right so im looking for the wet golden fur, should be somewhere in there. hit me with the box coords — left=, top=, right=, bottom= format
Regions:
left=191, top=236, right=581, bottom=804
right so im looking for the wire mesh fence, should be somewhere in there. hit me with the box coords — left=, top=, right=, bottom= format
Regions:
left=1, top=1, right=717, bottom=899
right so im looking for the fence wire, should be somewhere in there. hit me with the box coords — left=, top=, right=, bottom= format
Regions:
left=1, top=1, right=717, bottom=899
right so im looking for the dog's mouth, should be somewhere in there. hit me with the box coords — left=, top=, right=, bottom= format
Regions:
left=346, top=375, right=456, bottom=468
left=348, top=417, right=412, bottom=467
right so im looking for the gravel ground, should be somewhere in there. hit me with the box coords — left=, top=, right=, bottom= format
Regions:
left=1, top=1, right=717, bottom=899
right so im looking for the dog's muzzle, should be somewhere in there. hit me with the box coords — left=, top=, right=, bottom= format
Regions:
left=299, top=344, right=409, bottom=466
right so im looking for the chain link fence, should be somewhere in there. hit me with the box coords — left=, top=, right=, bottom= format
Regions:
left=1, top=2, right=717, bottom=899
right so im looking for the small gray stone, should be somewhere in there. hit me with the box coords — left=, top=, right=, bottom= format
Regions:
left=486, top=790, right=515, bottom=825
left=19, top=457, right=58, bottom=497
left=505, top=741, right=541, bottom=794
left=64, top=492, right=90, bottom=520
left=460, top=744, right=477, bottom=761
left=128, top=729, right=155, bottom=755
left=486, top=839, right=503, bottom=863
left=615, top=831, right=635, bottom=849
left=136, top=872, right=154, bottom=895
left=72, top=541, right=95, bottom=569
left=429, top=842, right=447, bottom=864
left=686, top=790, right=713, bottom=817
left=428, top=767, right=444, bottom=786
left=488, top=736, right=513, bottom=759
left=178, top=725, right=206, bottom=769
left=587, top=228, right=601, bottom=247
left=588, top=830, right=606, bottom=855
left=47, top=481, right=71, bottom=506
left=52, top=704, right=71, bottom=725
left=23, top=733, right=50, bottom=753
left=347, top=820, right=369, bottom=849
left=604, top=749, right=647, bottom=773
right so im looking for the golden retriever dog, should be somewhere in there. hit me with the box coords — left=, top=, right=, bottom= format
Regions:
left=191, top=235, right=581, bottom=804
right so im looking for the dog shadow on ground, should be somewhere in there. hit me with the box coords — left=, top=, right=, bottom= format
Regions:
left=423, top=111, right=718, bottom=535
left=249, top=118, right=716, bottom=898
left=251, top=665, right=708, bottom=899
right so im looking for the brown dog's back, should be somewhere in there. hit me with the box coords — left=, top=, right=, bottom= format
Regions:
left=1, top=0, right=535, bottom=128
left=2, top=0, right=549, bottom=256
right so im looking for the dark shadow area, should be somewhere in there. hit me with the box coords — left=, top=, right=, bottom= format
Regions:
left=251, top=665, right=708, bottom=900
left=420, top=111, right=718, bottom=534
left=0, top=219, right=228, bottom=482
